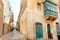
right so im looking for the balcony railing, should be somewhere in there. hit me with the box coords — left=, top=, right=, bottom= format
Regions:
left=44, top=9, right=58, bottom=17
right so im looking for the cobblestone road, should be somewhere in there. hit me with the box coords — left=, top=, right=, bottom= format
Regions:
left=0, top=29, right=26, bottom=40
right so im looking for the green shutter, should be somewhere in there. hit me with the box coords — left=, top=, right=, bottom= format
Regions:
left=56, top=23, right=60, bottom=35
left=36, top=23, right=43, bottom=38
left=47, top=24, right=50, bottom=34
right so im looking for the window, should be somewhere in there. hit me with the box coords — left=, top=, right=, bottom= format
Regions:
left=53, top=8, right=57, bottom=12
left=56, top=23, right=60, bottom=30
left=47, top=5, right=50, bottom=9
left=46, top=4, right=57, bottom=12
left=47, top=5, right=52, bottom=10
left=37, top=3, right=41, bottom=10
left=50, top=6, right=52, bottom=10
left=56, top=23, right=60, bottom=35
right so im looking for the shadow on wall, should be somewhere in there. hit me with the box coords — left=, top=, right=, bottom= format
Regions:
left=58, top=35, right=60, bottom=40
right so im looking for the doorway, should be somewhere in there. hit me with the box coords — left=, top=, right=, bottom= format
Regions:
left=36, top=23, right=43, bottom=38
left=47, top=24, right=53, bottom=39
left=2, top=24, right=4, bottom=35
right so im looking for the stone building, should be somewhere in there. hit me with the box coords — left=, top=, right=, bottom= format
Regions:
left=0, top=0, right=4, bottom=37
left=2, top=0, right=12, bottom=35
left=16, top=13, right=20, bottom=32
left=17, top=0, right=60, bottom=40
left=9, top=13, right=14, bottom=31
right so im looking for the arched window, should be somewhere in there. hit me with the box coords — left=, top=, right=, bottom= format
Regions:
left=37, top=3, right=41, bottom=10
left=35, top=23, right=43, bottom=38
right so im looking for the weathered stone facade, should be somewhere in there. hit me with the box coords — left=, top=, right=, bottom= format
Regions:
left=0, top=0, right=4, bottom=37
left=2, top=0, right=12, bottom=35
left=17, top=0, right=60, bottom=40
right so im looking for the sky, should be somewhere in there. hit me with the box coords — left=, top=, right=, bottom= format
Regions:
left=9, top=0, right=20, bottom=25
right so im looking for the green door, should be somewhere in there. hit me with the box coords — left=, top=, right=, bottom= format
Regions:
left=47, top=24, right=53, bottom=39
left=36, top=23, right=43, bottom=38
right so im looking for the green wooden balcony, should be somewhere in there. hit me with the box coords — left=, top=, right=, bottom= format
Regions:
left=44, top=9, right=58, bottom=21
left=43, top=0, right=58, bottom=21
left=44, top=9, right=58, bottom=17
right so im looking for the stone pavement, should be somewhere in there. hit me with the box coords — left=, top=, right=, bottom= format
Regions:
left=0, top=29, right=26, bottom=40
left=0, top=29, right=53, bottom=40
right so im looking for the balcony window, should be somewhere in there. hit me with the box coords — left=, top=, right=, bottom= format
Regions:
left=53, top=8, right=57, bottom=12
left=37, top=3, right=41, bottom=10
left=45, top=3, right=57, bottom=12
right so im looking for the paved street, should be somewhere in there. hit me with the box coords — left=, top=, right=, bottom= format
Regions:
left=0, top=29, right=26, bottom=40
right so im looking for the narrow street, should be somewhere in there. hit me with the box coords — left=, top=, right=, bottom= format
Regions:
left=0, top=0, right=60, bottom=40
left=0, top=29, right=26, bottom=40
